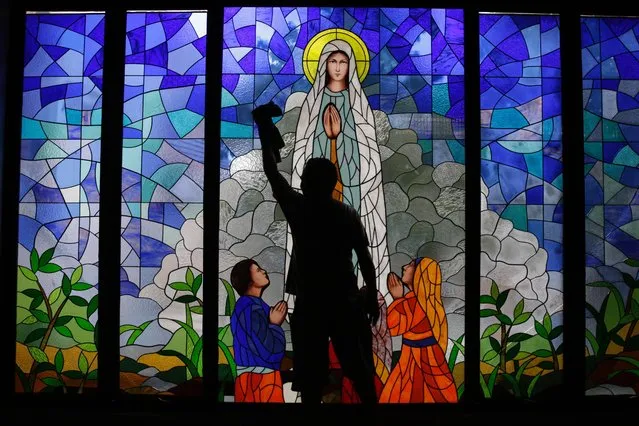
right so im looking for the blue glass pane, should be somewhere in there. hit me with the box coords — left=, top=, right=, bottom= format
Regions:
left=120, top=11, right=206, bottom=395
left=480, top=12, right=563, bottom=397
left=583, top=16, right=639, bottom=392
left=16, top=13, right=104, bottom=393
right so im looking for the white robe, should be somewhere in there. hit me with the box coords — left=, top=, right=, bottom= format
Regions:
left=285, top=39, right=390, bottom=307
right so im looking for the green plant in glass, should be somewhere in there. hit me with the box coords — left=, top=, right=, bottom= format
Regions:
left=16, top=247, right=97, bottom=392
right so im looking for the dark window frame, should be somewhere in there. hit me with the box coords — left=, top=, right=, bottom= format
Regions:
left=1, top=1, right=636, bottom=419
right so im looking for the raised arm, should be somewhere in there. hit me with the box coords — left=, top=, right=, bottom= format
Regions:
left=253, top=104, right=296, bottom=204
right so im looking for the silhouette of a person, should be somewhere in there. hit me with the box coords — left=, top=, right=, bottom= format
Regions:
left=253, top=102, right=379, bottom=405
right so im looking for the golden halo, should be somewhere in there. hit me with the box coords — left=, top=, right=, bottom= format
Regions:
left=302, top=28, right=370, bottom=85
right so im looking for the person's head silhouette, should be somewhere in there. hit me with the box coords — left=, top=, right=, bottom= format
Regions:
left=300, top=157, right=338, bottom=199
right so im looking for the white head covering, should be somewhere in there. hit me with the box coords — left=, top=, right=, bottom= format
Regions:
left=293, top=39, right=380, bottom=203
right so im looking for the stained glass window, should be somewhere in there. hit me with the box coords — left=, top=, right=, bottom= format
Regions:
left=119, top=11, right=206, bottom=395
left=479, top=13, right=563, bottom=398
left=583, top=16, right=639, bottom=396
left=219, top=7, right=464, bottom=403
left=16, top=12, right=104, bottom=393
